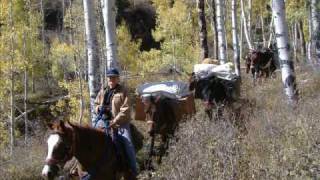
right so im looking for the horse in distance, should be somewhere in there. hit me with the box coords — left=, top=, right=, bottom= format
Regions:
left=245, top=48, right=278, bottom=83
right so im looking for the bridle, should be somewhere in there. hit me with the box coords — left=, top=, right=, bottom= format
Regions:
left=45, top=131, right=76, bottom=167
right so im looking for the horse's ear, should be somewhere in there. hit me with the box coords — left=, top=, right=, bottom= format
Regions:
left=47, top=122, right=54, bottom=130
left=47, top=120, right=64, bottom=131
left=59, top=120, right=66, bottom=129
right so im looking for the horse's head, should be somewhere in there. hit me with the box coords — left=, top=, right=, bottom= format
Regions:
left=142, top=94, right=178, bottom=136
left=189, top=73, right=218, bottom=107
left=42, top=120, right=75, bottom=179
left=246, top=51, right=261, bottom=81
left=141, top=94, right=160, bottom=135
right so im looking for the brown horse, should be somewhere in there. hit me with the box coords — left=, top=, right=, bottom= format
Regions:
left=141, top=95, right=183, bottom=169
left=41, top=120, right=136, bottom=180
left=245, top=49, right=277, bottom=83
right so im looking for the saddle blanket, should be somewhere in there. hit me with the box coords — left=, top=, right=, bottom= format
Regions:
left=135, top=81, right=195, bottom=121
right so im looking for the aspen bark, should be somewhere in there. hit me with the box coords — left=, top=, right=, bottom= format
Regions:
left=216, top=0, right=227, bottom=64
left=231, top=0, right=240, bottom=76
left=272, top=0, right=298, bottom=103
left=101, top=0, right=120, bottom=70
left=83, top=0, right=101, bottom=122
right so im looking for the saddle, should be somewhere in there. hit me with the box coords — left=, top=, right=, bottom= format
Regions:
left=79, top=131, right=129, bottom=180
left=80, top=110, right=129, bottom=180
left=111, top=129, right=130, bottom=172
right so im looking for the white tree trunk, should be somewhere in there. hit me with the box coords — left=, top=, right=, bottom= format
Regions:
left=23, top=32, right=28, bottom=146
left=308, top=1, right=313, bottom=63
left=83, top=0, right=101, bottom=122
left=261, top=15, right=267, bottom=47
left=248, top=0, right=252, bottom=38
left=307, top=42, right=312, bottom=63
left=10, top=54, right=15, bottom=155
left=231, top=0, right=240, bottom=76
left=215, top=0, right=227, bottom=64
left=240, top=15, right=244, bottom=60
left=272, top=0, right=298, bottom=103
left=9, top=0, right=15, bottom=155
left=101, top=0, right=120, bottom=70
left=267, top=16, right=274, bottom=48
left=311, top=0, right=320, bottom=64
left=293, top=22, right=299, bottom=62
left=240, top=0, right=253, bottom=50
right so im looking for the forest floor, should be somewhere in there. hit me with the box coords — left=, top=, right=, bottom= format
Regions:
left=0, top=64, right=320, bottom=179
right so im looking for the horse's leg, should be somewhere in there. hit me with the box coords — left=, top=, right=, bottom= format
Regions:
left=163, top=134, right=170, bottom=152
left=217, top=106, right=224, bottom=120
left=205, top=109, right=213, bottom=120
left=123, top=170, right=138, bottom=180
left=257, top=71, right=261, bottom=84
left=145, top=134, right=155, bottom=171
left=252, top=71, right=258, bottom=86
left=157, top=135, right=168, bottom=164
left=213, top=104, right=224, bottom=121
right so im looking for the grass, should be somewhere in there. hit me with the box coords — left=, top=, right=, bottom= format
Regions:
left=1, top=65, right=320, bottom=180
left=150, top=65, right=320, bottom=179
left=0, top=138, right=45, bottom=180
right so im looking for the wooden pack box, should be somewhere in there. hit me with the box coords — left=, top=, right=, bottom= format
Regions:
left=134, top=94, right=196, bottom=121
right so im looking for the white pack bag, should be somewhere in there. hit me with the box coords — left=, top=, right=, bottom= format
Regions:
left=136, top=81, right=191, bottom=99
left=193, top=62, right=238, bottom=80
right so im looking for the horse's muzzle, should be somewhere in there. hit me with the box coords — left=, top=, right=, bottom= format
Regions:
left=42, top=164, right=59, bottom=179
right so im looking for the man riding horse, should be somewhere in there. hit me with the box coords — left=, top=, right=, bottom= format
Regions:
left=42, top=68, right=138, bottom=180
left=94, top=68, right=138, bottom=178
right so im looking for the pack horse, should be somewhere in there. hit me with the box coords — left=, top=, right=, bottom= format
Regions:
left=135, top=81, right=195, bottom=169
left=189, top=62, right=240, bottom=119
left=245, top=48, right=278, bottom=83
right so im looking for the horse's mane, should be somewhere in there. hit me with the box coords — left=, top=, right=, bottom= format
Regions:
left=70, top=123, right=114, bottom=162
left=72, top=124, right=104, bottom=135
left=71, top=124, right=110, bottom=146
